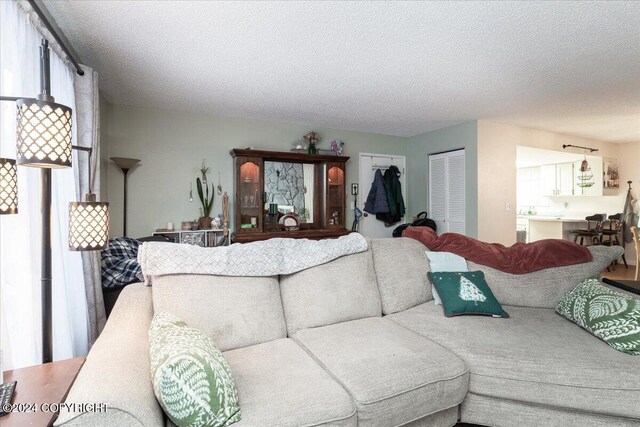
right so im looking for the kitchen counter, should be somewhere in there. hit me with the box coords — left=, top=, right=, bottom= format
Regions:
left=524, top=216, right=586, bottom=242
left=526, top=217, right=586, bottom=223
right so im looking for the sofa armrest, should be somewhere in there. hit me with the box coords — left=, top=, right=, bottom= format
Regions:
left=55, top=283, right=164, bottom=427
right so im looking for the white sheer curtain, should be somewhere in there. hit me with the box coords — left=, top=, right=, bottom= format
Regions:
left=1, top=0, right=89, bottom=370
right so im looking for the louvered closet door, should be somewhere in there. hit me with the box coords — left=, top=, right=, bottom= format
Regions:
left=429, top=149, right=466, bottom=235
left=429, top=155, right=447, bottom=234
left=446, top=151, right=466, bottom=234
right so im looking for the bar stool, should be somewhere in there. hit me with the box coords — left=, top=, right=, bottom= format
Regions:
left=570, top=214, right=606, bottom=245
left=601, top=213, right=628, bottom=268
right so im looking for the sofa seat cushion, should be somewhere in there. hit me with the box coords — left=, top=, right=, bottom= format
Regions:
left=389, top=303, right=640, bottom=420
left=223, top=339, right=356, bottom=427
left=293, top=317, right=469, bottom=426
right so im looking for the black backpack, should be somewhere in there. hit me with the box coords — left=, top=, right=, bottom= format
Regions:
left=392, top=211, right=437, bottom=238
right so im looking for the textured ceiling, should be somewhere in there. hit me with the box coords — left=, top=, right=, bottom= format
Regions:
left=44, top=1, right=640, bottom=142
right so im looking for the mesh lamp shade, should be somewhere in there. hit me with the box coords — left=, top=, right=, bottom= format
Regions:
left=0, top=158, right=18, bottom=214
left=69, top=194, right=109, bottom=251
left=17, top=98, right=72, bottom=168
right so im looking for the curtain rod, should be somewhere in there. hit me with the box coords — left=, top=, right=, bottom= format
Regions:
left=27, top=0, right=85, bottom=76
left=562, top=144, right=599, bottom=153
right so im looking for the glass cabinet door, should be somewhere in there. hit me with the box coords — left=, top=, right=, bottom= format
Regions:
left=326, top=164, right=345, bottom=228
left=237, top=159, right=262, bottom=232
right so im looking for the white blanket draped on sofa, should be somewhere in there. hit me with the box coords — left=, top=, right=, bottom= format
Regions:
left=138, top=233, right=368, bottom=283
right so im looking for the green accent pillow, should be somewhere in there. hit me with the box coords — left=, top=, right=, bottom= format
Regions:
left=427, top=271, right=509, bottom=318
left=556, top=278, right=640, bottom=355
left=149, top=313, right=241, bottom=427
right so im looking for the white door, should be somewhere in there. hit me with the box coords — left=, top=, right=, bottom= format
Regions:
left=429, top=149, right=466, bottom=235
left=359, top=153, right=407, bottom=238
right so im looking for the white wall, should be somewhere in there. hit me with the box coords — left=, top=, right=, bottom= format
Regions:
left=104, top=103, right=406, bottom=238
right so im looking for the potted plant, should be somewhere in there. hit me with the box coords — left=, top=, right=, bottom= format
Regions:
left=196, top=160, right=215, bottom=229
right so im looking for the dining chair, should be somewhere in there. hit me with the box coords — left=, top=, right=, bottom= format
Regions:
left=602, top=213, right=628, bottom=268
left=569, top=214, right=606, bottom=245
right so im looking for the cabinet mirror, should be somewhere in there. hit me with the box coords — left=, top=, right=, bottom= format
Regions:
left=264, top=161, right=314, bottom=223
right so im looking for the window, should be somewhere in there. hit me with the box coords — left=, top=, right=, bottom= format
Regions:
left=1, top=0, right=88, bottom=370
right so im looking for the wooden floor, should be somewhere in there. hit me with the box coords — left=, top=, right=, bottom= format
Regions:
left=602, top=263, right=638, bottom=281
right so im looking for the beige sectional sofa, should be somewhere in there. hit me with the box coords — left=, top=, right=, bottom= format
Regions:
left=55, top=238, right=639, bottom=427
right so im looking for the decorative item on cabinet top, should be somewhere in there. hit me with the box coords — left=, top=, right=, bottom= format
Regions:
left=290, top=131, right=344, bottom=156
left=230, top=148, right=350, bottom=243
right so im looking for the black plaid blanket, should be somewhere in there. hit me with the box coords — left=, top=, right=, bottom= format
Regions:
left=101, top=237, right=144, bottom=288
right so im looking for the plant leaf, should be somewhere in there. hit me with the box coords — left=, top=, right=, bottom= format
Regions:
left=208, top=190, right=214, bottom=213
left=196, top=178, right=205, bottom=206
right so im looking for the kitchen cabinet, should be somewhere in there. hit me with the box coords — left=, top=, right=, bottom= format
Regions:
left=556, top=162, right=574, bottom=196
left=540, top=162, right=574, bottom=196
left=540, top=164, right=557, bottom=197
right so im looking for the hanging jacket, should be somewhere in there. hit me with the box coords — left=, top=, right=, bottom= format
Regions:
left=623, top=187, right=639, bottom=243
left=376, top=166, right=405, bottom=225
left=364, top=169, right=390, bottom=214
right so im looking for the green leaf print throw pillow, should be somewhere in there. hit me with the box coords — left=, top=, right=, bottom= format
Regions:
left=556, top=278, right=640, bottom=355
left=427, top=271, right=509, bottom=318
left=149, top=312, right=241, bottom=427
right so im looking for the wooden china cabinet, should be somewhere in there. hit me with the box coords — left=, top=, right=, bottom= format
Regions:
left=231, top=149, right=350, bottom=243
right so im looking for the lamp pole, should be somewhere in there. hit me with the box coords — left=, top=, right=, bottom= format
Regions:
left=39, top=39, right=54, bottom=364
left=110, top=158, right=140, bottom=237
left=122, top=168, right=129, bottom=237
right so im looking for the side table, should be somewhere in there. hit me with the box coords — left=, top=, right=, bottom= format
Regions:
left=2, top=357, right=85, bottom=427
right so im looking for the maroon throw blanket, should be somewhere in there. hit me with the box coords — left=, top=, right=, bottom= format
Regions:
left=402, top=226, right=593, bottom=274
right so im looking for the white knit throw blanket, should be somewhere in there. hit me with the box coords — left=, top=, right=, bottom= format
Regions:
left=138, top=233, right=368, bottom=283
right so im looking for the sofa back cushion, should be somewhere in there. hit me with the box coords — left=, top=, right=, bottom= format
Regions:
left=152, top=274, right=286, bottom=352
left=279, top=246, right=381, bottom=335
left=370, top=238, right=432, bottom=314
left=468, top=245, right=624, bottom=309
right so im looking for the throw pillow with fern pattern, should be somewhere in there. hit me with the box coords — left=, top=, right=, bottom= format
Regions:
left=149, top=312, right=241, bottom=426
left=556, top=278, right=640, bottom=355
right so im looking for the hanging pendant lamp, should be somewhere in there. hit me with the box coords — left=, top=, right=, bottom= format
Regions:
left=69, top=146, right=110, bottom=250
left=69, top=193, right=109, bottom=250
left=0, top=157, right=18, bottom=214
left=16, top=97, right=73, bottom=168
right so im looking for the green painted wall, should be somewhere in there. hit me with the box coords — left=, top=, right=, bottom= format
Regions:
left=104, top=103, right=406, bottom=237
left=406, top=121, right=478, bottom=237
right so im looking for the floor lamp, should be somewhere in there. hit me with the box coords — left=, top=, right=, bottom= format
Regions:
left=110, top=157, right=140, bottom=237
left=0, top=39, right=109, bottom=364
